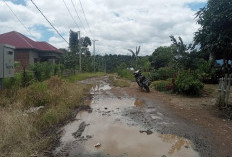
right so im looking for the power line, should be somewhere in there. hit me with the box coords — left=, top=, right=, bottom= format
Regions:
left=62, top=0, right=81, bottom=30
left=70, top=0, right=87, bottom=34
left=30, top=0, right=69, bottom=44
left=3, top=0, right=34, bottom=37
left=78, top=0, right=94, bottom=39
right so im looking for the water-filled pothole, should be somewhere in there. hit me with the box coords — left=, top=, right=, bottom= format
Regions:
left=55, top=83, right=199, bottom=157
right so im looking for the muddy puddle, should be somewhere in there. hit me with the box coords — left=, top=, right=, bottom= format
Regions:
left=54, top=82, right=199, bottom=157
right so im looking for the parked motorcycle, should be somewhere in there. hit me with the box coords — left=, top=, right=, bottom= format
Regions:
left=133, top=70, right=150, bottom=92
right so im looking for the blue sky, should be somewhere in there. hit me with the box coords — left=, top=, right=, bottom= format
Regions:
left=7, top=0, right=26, bottom=6
left=31, top=25, right=56, bottom=41
left=1, top=0, right=207, bottom=55
left=187, top=2, right=206, bottom=11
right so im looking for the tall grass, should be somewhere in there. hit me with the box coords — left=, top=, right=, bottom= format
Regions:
left=109, top=75, right=130, bottom=87
left=117, top=69, right=134, bottom=81
left=0, top=75, right=92, bottom=156
left=0, top=110, right=36, bottom=157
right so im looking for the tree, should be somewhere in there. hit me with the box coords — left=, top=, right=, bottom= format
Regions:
left=128, top=46, right=140, bottom=68
left=69, top=30, right=79, bottom=54
left=82, top=37, right=91, bottom=47
left=169, top=35, right=208, bottom=70
left=194, top=0, right=232, bottom=64
left=79, top=36, right=91, bottom=55
left=61, top=53, right=78, bottom=70
left=150, top=46, right=174, bottom=69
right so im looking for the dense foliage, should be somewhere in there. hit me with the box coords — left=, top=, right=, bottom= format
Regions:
left=175, top=72, right=204, bottom=96
left=3, top=63, right=63, bottom=89
left=195, top=0, right=232, bottom=61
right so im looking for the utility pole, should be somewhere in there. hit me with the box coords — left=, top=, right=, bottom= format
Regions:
left=92, top=39, right=98, bottom=73
left=77, top=31, right=81, bottom=72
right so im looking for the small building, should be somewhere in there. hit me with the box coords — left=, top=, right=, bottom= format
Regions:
left=0, top=31, right=63, bottom=68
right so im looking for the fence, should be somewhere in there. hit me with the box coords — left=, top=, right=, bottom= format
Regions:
left=218, top=74, right=232, bottom=110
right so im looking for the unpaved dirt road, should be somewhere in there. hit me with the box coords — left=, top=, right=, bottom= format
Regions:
left=52, top=76, right=231, bottom=157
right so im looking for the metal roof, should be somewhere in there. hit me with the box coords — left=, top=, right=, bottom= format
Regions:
left=0, top=31, right=63, bottom=53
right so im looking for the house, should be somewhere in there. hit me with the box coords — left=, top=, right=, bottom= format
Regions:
left=0, top=31, right=63, bottom=68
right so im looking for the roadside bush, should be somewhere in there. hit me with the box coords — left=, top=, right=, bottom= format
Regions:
left=150, top=67, right=175, bottom=81
left=117, top=69, right=134, bottom=81
left=3, top=73, right=22, bottom=89
left=3, top=70, right=35, bottom=90
left=152, top=80, right=172, bottom=92
left=175, top=72, right=204, bottom=96
left=21, top=69, right=35, bottom=87
left=22, top=82, right=50, bottom=108
left=30, top=62, right=61, bottom=81
left=142, top=72, right=151, bottom=81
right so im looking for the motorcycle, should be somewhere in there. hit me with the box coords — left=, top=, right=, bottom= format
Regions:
left=133, top=70, right=150, bottom=92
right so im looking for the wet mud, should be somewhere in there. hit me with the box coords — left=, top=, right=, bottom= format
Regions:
left=51, top=76, right=212, bottom=157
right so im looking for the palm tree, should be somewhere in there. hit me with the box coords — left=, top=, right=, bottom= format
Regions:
left=128, top=46, right=140, bottom=68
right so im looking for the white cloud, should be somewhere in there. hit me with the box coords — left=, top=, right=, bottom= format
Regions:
left=0, top=0, right=207, bottom=55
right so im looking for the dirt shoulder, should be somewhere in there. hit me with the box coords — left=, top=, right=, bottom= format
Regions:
left=123, top=82, right=232, bottom=157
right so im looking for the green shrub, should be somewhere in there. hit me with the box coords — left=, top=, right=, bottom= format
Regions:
left=150, top=70, right=160, bottom=81
left=30, top=62, right=59, bottom=81
left=3, top=73, right=22, bottom=89
left=39, top=105, right=69, bottom=129
left=23, top=82, right=50, bottom=108
left=142, top=72, right=151, bottom=80
left=152, top=80, right=171, bottom=92
left=175, top=72, right=204, bottom=96
left=150, top=67, right=175, bottom=81
left=117, top=69, right=134, bottom=81
left=21, top=69, right=35, bottom=87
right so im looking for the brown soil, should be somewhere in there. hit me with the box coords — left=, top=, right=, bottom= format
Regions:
left=124, top=82, right=232, bottom=157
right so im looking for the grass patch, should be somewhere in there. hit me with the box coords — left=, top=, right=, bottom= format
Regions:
left=65, top=72, right=105, bottom=83
left=151, top=80, right=171, bottom=92
left=0, top=75, right=92, bottom=156
left=113, top=79, right=130, bottom=87
left=117, top=69, right=135, bottom=81
left=203, top=84, right=217, bottom=96
left=0, top=110, right=36, bottom=157
left=109, top=75, right=130, bottom=87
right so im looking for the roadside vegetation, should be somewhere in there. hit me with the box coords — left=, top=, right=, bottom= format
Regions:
left=0, top=63, right=102, bottom=156
left=109, top=75, right=130, bottom=88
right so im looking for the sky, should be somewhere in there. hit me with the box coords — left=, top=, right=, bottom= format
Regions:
left=0, top=0, right=206, bottom=56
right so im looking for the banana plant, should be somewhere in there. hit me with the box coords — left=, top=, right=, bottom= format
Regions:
left=128, top=46, right=140, bottom=65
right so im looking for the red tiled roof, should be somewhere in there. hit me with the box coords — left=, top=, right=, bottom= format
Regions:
left=0, top=31, right=63, bottom=53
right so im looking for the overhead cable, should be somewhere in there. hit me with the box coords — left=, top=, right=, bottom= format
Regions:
left=30, top=0, right=69, bottom=44
left=70, top=0, right=87, bottom=34
left=62, top=0, right=81, bottom=30
left=3, top=0, right=34, bottom=37
left=78, top=0, right=94, bottom=39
